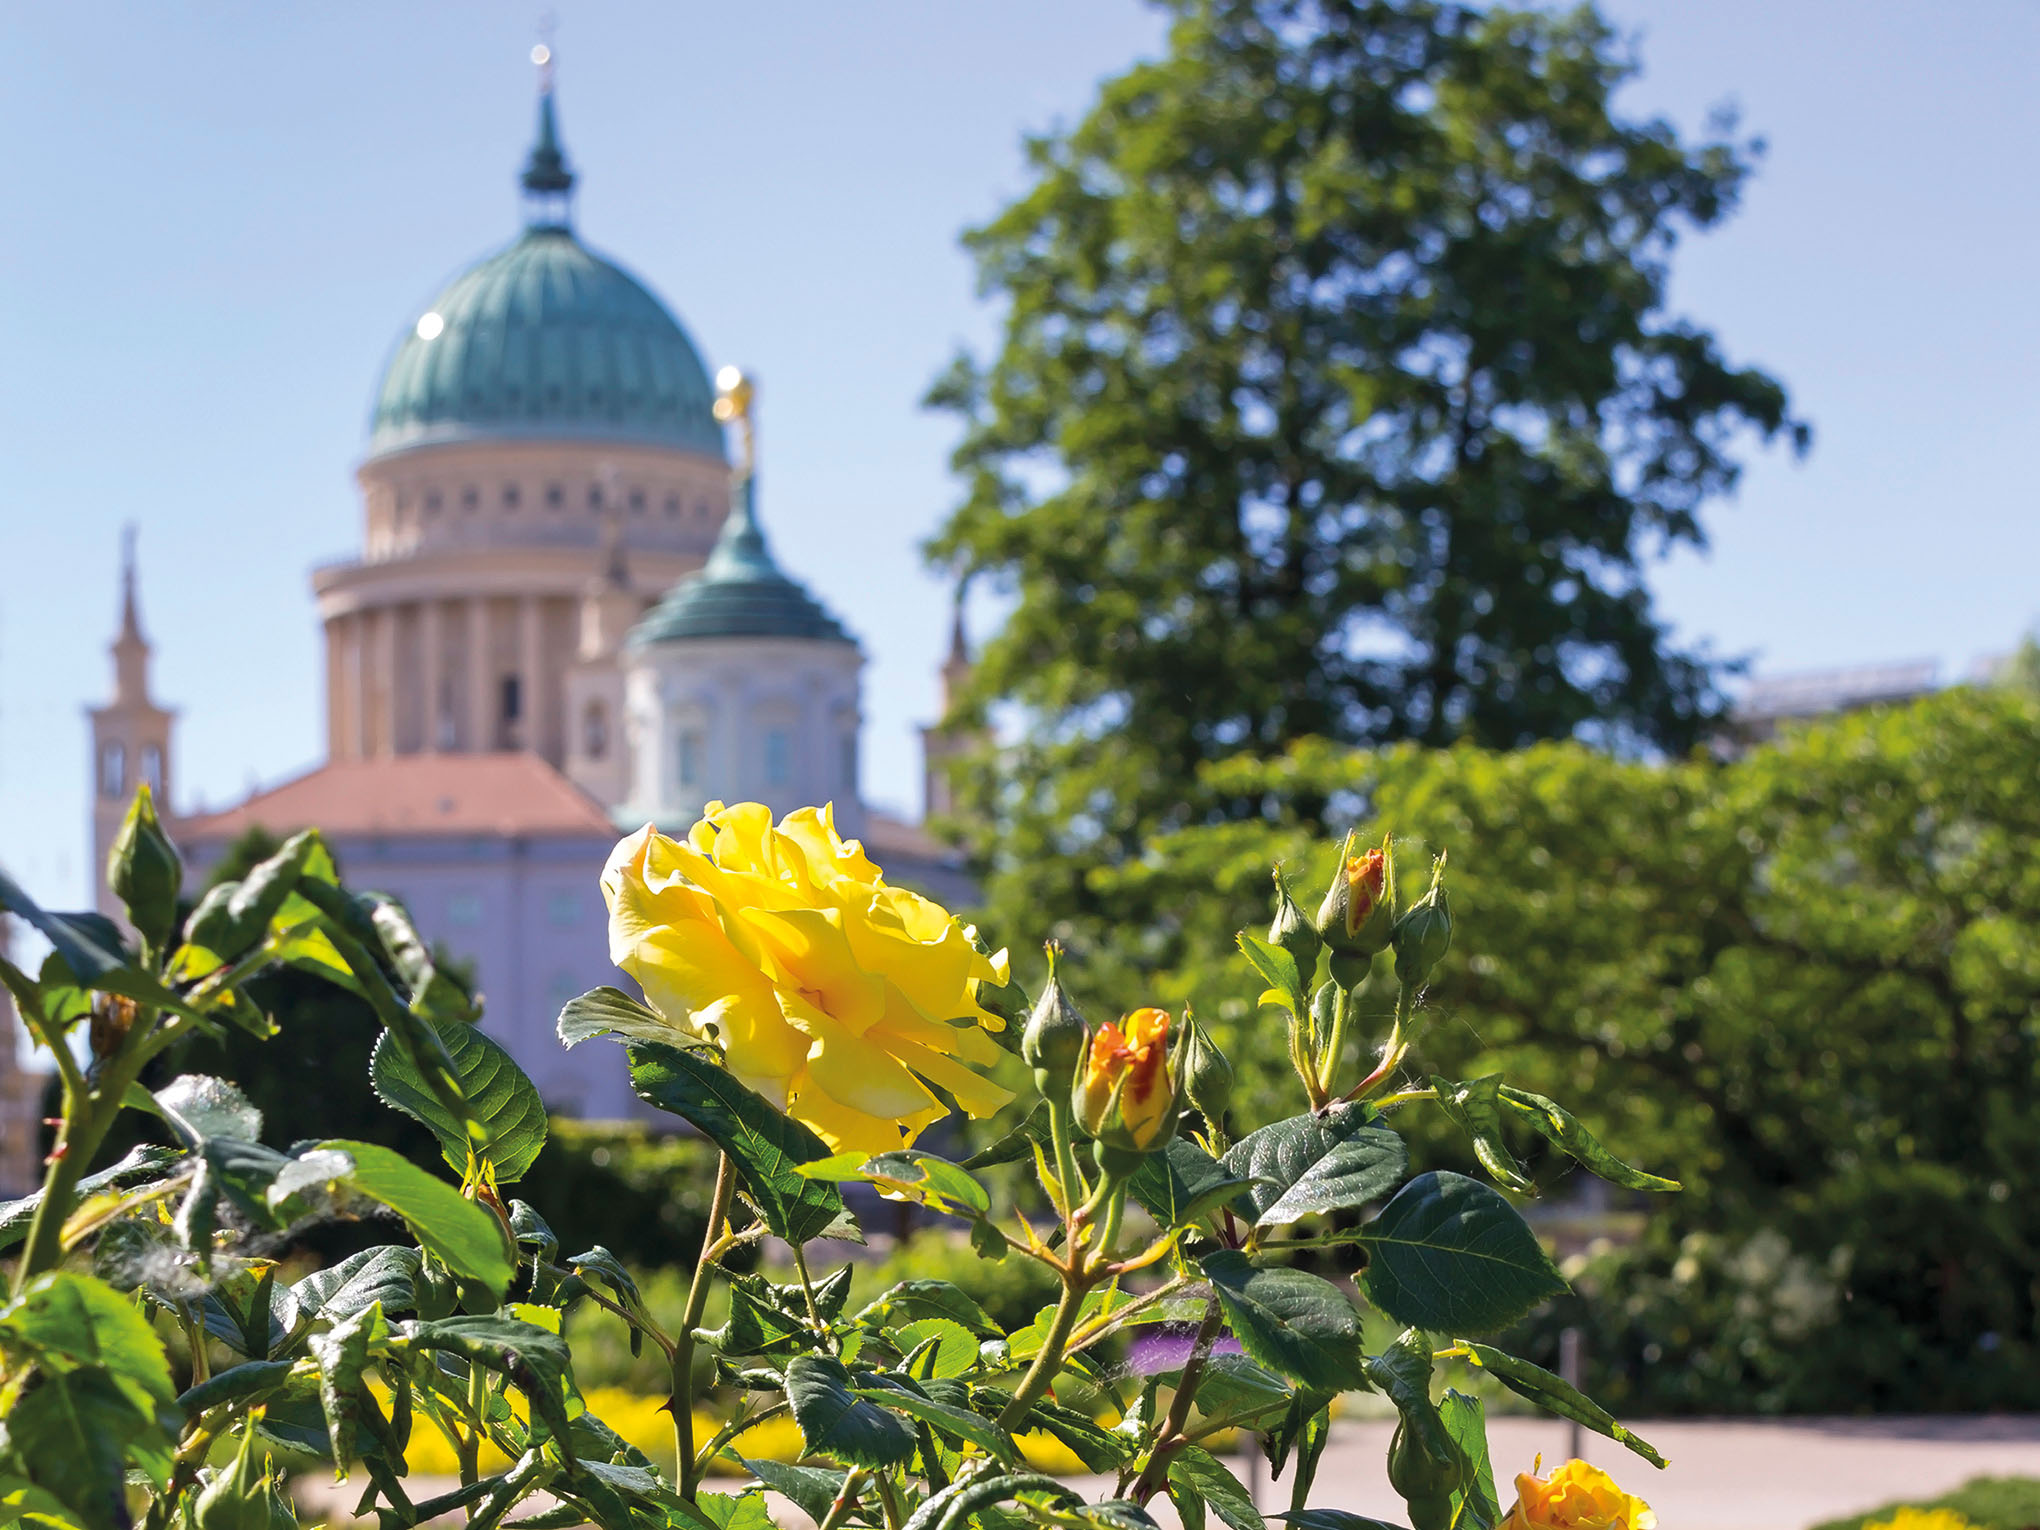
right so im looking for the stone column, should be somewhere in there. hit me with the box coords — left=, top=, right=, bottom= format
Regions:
left=420, top=598, right=443, bottom=753
left=468, top=598, right=491, bottom=752
left=374, top=606, right=398, bottom=757
left=352, top=612, right=374, bottom=760
left=518, top=597, right=542, bottom=755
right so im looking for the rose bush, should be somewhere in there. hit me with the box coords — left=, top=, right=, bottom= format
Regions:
left=0, top=789, right=1674, bottom=1530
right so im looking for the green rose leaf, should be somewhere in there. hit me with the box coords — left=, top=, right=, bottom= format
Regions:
left=1167, top=1443, right=1264, bottom=1530
left=148, top=1074, right=263, bottom=1147
left=959, top=1102, right=1051, bottom=1170
left=784, top=1355, right=917, bottom=1468
left=706, top=1276, right=816, bottom=1358
left=1222, top=1104, right=1407, bottom=1228
left=1440, top=1389, right=1502, bottom=1529
left=1495, top=1085, right=1681, bottom=1193
left=893, top=1318, right=979, bottom=1379
left=627, top=1042, right=847, bottom=1246
left=1128, top=1136, right=1253, bottom=1232
left=736, top=1457, right=849, bottom=1525
left=403, top=1314, right=576, bottom=1449
left=371, top=1013, right=549, bottom=1184
left=0, top=1145, right=182, bottom=1252
left=854, top=1279, right=999, bottom=1338
left=1270, top=1514, right=1409, bottom=1530
left=0, top=867, right=137, bottom=993
left=1236, top=931, right=1308, bottom=1019
left=557, top=986, right=690, bottom=1049
left=1357, top=1172, right=1566, bottom=1334
left=306, top=1139, right=515, bottom=1298
left=1448, top=1340, right=1666, bottom=1469
left=1429, top=1076, right=1533, bottom=1195
left=290, top=1246, right=422, bottom=1324
left=0, top=1367, right=175, bottom=1530
left=1200, top=1250, right=1366, bottom=1394
left=1, top=1273, right=176, bottom=1407
left=800, top=1151, right=991, bottom=1217
left=856, top=1382, right=1015, bottom=1463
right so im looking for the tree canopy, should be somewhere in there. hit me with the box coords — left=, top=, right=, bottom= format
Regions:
left=929, top=0, right=1805, bottom=928
left=1058, top=685, right=2040, bottom=1411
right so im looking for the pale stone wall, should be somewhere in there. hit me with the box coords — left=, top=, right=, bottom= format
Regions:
left=620, top=636, right=865, bottom=835
left=314, top=436, right=730, bottom=784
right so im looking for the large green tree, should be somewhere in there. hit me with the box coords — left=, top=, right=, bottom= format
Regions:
left=930, top=0, right=1805, bottom=929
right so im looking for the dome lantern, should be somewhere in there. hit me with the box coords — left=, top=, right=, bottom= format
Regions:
left=520, top=44, right=575, bottom=229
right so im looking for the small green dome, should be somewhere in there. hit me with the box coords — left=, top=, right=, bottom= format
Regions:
left=368, top=227, right=724, bottom=461
left=632, top=476, right=855, bottom=646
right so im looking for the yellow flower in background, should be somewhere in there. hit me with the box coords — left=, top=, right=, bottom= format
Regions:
left=1503, top=1458, right=1655, bottom=1530
left=602, top=802, right=1013, bottom=1153
left=1863, top=1511, right=1987, bottom=1530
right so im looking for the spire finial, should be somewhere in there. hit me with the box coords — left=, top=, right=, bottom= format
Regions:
left=703, top=367, right=782, bottom=581
left=713, top=365, right=757, bottom=476
left=520, top=23, right=575, bottom=226
left=119, top=523, right=143, bottom=643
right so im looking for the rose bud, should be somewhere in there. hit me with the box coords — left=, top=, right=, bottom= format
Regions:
left=1314, top=831, right=1396, bottom=958
left=1021, top=942, right=1089, bottom=1095
left=1176, top=1009, right=1234, bottom=1128
left=1391, top=854, right=1452, bottom=989
left=1267, top=867, right=1322, bottom=980
left=1072, top=1007, right=1179, bottom=1157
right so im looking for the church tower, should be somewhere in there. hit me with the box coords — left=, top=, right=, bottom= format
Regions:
left=919, top=592, right=981, bottom=822
left=88, top=529, right=174, bottom=921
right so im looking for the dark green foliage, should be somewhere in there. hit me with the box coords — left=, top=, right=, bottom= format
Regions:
left=515, top=1121, right=731, bottom=1273
left=1055, top=686, right=2040, bottom=1410
left=929, top=0, right=1804, bottom=955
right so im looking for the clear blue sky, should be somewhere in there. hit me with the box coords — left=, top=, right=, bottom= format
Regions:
left=4, top=1, right=2038, bottom=913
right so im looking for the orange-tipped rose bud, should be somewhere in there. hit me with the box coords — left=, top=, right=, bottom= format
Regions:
left=1072, top=1006, right=1179, bottom=1156
left=1315, top=832, right=1396, bottom=958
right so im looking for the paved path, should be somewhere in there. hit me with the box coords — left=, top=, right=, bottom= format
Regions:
left=299, top=1417, right=2040, bottom=1528
left=1212, top=1415, right=2040, bottom=1530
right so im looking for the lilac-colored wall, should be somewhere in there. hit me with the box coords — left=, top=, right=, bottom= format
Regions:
left=187, top=831, right=647, bottom=1120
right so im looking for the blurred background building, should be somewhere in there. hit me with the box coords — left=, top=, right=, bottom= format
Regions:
left=83, top=62, right=969, bottom=1116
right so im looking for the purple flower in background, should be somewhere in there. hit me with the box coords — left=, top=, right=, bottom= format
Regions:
left=1127, top=1326, right=1242, bottom=1376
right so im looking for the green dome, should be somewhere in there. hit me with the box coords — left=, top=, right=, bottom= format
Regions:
left=368, top=226, right=724, bottom=460
left=632, top=476, right=855, bottom=646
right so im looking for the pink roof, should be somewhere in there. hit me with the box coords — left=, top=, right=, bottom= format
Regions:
left=175, top=754, right=615, bottom=844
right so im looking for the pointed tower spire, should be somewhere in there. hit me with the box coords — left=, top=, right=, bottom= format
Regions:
left=940, top=582, right=972, bottom=712
left=520, top=35, right=575, bottom=228
left=113, top=523, right=151, bottom=705
left=91, top=527, right=176, bottom=921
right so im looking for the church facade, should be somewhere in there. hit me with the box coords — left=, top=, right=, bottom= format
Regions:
left=86, top=66, right=969, bottom=1118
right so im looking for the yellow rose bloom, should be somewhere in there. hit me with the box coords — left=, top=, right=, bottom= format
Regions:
left=601, top=802, right=1014, bottom=1154
left=1503, top=1459, right=1656, bottom=1530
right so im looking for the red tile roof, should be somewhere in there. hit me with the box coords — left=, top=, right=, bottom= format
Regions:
left=174, top=754, right=615, bottom=844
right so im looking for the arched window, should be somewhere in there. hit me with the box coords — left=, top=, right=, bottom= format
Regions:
left=840, top=734, right=857, bottom=791
left=139, top=744, right=163, bottom=795
left=583, top=701, right=608, bottom=761
left=100, top=742, right=125, bottom=799
left=763, top=729, right=792, bottom=787
left=676, top=728, right=704, bottom=789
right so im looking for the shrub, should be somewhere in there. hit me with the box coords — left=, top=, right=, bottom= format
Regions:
left=0, top=792, right=1670, bottom=1530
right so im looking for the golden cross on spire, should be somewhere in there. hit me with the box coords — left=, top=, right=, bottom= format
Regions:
left=713, top=365, right=757, bottom=475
